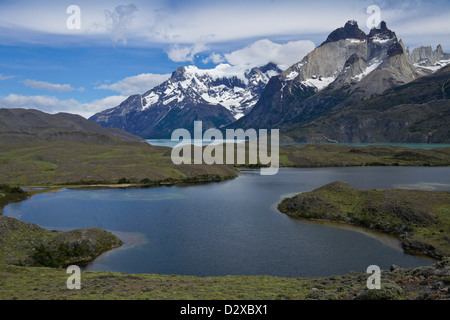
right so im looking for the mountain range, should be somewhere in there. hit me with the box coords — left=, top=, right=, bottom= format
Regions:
left=90, top=20, right=450, bottom=143
left=90, top=63, right=281, bottom=138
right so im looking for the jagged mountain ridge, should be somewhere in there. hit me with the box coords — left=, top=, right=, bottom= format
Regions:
left=90, top=63, right=281, bottom=138
left=229, top=20, right=449, bottom=143
left=407, top=44, right=450, bottom=72
left=283, top=64, right=450, bottom=143
left=90, top=20, right=449, bottom=142
left=231, top=20, right=425, bottom=130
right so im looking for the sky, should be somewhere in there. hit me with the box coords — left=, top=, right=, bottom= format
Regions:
left=0, top=0, right=449, bottom=118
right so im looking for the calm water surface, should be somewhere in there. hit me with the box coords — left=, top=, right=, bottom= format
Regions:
left=5, top=167, right=449, bottom=277
left=146, top=139, right=450, bottom=150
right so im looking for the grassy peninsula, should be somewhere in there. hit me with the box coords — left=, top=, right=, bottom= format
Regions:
left=0, top=216, right=122, bottom=268
left=0, top=185, right=29, bottom=213
left=278, top=181, right=450, bottom=259
left=0, top=186, right=123, bottom=269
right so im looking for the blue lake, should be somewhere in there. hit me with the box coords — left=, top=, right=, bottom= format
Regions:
left=146, top=139, right=450, bottom=150
left=4, top=167, right=450, bottom=277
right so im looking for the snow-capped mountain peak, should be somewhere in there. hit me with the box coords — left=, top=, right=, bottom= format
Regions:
left=141, top=62, right=281, bottom=119
left=279, top=20, right=418, bottom=96
left=90, top=62, right=281, bottom=138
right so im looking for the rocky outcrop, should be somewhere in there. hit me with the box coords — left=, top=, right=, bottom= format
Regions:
left=409, top=44, right=450, bottom=67
left=351, top=258, right=450, bottom=300
left=320, top=20, right=368, bottom=46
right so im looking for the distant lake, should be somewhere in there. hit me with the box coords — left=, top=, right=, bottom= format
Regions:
left=146, top=139, right=450, bottom=150
left=146, top=139, right=245, bottom=148
left=280, top=143, right=450, bottom=150
left=5, top=167, right=449, bottom=277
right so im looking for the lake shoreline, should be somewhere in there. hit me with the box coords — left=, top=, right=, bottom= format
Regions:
left=4, top=168, right=449, bottom=264
left=1, top=143, right=449, bottom=188
left=278, top=182, right=450, bottom=260
left=0, top=165, right=448, bottom=299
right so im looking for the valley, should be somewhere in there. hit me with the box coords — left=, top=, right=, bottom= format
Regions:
left=1, top=14, right=449, bottom=303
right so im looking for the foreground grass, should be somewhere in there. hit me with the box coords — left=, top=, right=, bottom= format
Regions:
left=1, top=259, right=449, bottom=300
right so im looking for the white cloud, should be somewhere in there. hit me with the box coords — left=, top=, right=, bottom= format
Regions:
left=0, top=0, right=448, bottom=51
left=145, top=2, right=357, bottom=44
left=0, top=94, right=127, bottom=119
left=224, top=39, right=316, bottom=69
left=1, top=94, right=82, bottom=114
left=166, top=43, right=208, bottom=62
left=96, top=73, right=171, bottom=95
left=23, top=79, right=78, bottom=92
left=104, top=3, right=138, bottom=46
left=0, top=74, right=15, bottom=80
left=169, top=38, right=315, bottom=70
left=202, top=53, right=225, bottom=64
left=0, top=0, right=448, bottom=53
left=87, top=95, right=128, bottom=114
left=394, top=13, right=450, bottom=37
